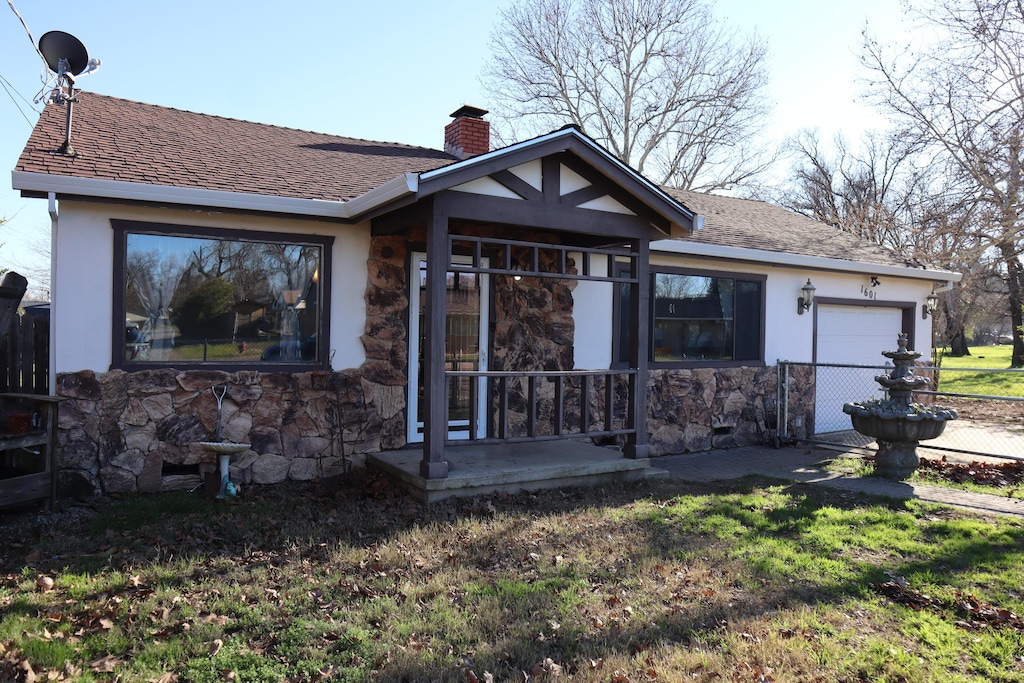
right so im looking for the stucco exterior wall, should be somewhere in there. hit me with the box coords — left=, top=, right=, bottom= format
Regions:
left=45, top=205, right=932, bottom=497
left=51, top=201, right=369, bottom=373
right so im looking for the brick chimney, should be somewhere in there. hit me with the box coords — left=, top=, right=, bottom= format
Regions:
left=444, top=105, right=490, bottom=159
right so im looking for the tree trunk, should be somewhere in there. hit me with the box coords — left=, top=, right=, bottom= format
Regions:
left=948, top=328, right=971, bottom=356
left=1000, top=244, right=1024, bottom=368
left=942, top=300, right=971, bottom=356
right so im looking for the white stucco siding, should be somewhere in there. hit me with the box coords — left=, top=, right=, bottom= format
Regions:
left=53, top=203, right=115, bottom=373
left=52, top=201, right=368, bottom=373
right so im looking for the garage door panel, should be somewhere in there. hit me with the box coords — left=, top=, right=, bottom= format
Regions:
left=815, top=305, right=903, bottom=433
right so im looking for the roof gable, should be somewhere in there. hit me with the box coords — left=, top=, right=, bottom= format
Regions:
left=414, top=127, right=694, bottom=237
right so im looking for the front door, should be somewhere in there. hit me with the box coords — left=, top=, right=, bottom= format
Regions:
left=407, top=252, right=489, bottom=442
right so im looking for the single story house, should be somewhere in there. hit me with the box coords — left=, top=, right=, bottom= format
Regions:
left=12, top=93, right=959, bottom=498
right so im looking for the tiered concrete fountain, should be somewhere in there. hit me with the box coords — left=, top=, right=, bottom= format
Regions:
left=843, top=333, right=958, bottom=480
left=198, top=385, right=250, bottom=498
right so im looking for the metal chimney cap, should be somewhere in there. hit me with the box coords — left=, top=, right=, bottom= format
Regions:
left=449, top=105, right=488, bottom=119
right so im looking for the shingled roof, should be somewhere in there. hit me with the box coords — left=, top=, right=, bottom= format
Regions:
left=662, top=187, right=933, bottom=271
left=15, top=92, right=456, bottom=202
left=14, top=92, right=946, bottom=275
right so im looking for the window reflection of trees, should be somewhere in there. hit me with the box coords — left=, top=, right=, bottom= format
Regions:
left=124, top=234, right=321, bottom=363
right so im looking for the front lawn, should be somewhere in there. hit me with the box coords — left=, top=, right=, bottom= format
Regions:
left=2, top=475, right=1022, bottom=682
left=936, top=345, right=1024, bottom=397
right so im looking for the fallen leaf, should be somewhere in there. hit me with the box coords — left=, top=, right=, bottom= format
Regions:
left=89, top=654, right=120, bottom=673
left=20, top=660, right=38, bottom=683
left=209, top=639, right=223, bottom=656
left=151, top=674, right=179, bottom=683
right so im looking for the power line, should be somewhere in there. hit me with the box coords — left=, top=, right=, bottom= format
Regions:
left=6, top=0, right=48, bottom=72
left=0, top=72, right=41, bottom=126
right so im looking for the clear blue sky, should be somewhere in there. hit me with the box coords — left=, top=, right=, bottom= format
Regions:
left=1, top=0, right=912, bottom=295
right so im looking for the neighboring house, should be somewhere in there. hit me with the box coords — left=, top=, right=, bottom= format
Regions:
left=11, top=93, right=958, bottom=498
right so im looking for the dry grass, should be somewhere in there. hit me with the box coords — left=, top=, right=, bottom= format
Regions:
left=1, top=471, right=1022, bottom=682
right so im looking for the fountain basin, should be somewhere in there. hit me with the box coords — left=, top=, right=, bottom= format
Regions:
left=845, top=409, right=952, bottom=443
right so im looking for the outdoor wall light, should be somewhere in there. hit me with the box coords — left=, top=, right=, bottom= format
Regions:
left=511, top=263, right=523, bottom=282
left=797, top=278, right=816, bottom=315
left=922, top=292, right=939, bottom=319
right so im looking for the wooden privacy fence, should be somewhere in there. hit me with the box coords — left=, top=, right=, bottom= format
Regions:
left=0, top=303, right=49, bottom=395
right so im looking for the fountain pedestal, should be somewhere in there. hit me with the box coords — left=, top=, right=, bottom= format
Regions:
left=843, top=334, right=957, bottom=480
left=197, top=385, right=250, bottom=498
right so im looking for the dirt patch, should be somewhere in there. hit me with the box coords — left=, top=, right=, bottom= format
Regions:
left=938, top=397, right=1024, bottom=423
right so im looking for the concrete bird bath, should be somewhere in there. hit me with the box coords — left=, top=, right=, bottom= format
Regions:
left=842, top=333, right=957, bottom=479
left=198, top=384, right=250, bottom=498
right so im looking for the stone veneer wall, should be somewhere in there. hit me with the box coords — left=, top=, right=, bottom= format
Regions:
left=54, top=368, right=397, bottom=496
left=646, top=364, right=815, bottom=455
left=54, top=230, right=414, bottom=498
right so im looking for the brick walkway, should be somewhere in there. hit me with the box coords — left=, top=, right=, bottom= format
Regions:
left=655, top=444, right=1024, bottom=518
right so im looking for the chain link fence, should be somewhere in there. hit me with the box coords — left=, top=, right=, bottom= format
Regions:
left=778, top=361, right=1024, bottom=462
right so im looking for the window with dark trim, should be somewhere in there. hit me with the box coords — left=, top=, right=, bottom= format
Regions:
left=616, top=266, right=765, bottom=366
left=113, top=220, right=332, bottom=369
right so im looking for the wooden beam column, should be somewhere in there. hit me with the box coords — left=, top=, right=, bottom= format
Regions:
left=420, top=200, right=449, bottom=479
left=625, top=238, right=650, bottom=459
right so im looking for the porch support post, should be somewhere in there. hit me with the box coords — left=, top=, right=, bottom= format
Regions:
left=420, top=200, right=449, bottom=479
left=624, top=238, right=650, bottom=459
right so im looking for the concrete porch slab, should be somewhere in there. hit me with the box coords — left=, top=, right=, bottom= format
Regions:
left=366, top=441, right=650, bottom=502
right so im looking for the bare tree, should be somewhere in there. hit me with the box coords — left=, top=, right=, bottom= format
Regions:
left=780, top=130, right=936, bottom=258
left=779, top=128, right=998, bottom=356
left=482, top=0, right=774, bottom=191
left=862, top=0, right=1024, bottom=366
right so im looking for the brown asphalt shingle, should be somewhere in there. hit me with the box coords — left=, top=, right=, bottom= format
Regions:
left=662, top=187, right=933, bottom=270
left=15, top=92, right=943, bottom=273
left=15, top=92, right=456, bottom=202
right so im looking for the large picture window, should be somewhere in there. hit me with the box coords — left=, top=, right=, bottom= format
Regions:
left=617, top=267, right=764, bottom=366
left=114, top=221, right=331, bottom=368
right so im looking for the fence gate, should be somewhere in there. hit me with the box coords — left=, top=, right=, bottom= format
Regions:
left=778, top=360, right=1024, bottom=462
left=0, top=303, right=50, bottom=395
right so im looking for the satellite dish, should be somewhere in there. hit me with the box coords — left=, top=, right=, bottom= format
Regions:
left=38, top=31, right=90, bottom=76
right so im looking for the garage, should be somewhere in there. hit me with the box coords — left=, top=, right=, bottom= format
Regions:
left=814, top=304, right=906, bottom=433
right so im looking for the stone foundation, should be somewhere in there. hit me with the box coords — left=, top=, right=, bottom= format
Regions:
left=54, top=368, right=393, bottom=497
left=647, top=364, right=814, bottom=455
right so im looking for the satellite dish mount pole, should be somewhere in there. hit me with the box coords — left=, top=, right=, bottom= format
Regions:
left=38, top=31, right=93, bottom=157
left=55, top=58, right=77, bottom=156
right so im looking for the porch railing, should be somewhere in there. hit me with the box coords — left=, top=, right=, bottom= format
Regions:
left=446, top=368, right=637, bottom=445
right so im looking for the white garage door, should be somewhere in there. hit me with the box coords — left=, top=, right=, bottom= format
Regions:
left=814, top=305, right=903, bottom=433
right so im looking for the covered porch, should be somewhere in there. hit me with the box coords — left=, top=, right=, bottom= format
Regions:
left=364, top=131, right=697, bottom=497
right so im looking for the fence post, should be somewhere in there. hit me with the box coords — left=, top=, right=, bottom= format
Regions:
left=779, top=362, right=790, bottom=441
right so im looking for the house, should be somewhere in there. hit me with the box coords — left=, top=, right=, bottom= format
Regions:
left=12, top=93, right=959, bottom=499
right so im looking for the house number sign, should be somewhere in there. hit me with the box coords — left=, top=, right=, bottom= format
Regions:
left=859, top=285, right=877, bottom=299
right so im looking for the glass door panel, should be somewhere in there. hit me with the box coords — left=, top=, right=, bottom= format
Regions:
left=407, top=253, right=488, bottom=442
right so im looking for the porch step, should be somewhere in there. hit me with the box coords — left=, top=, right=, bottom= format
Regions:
left=644, top=467, right=670, bottom=479
left=367, top=442, right=650, bottom=502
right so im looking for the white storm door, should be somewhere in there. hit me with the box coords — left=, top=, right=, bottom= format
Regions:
left=407, top=253, right=489, bottom=443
